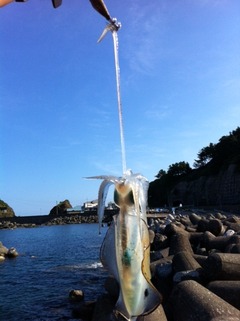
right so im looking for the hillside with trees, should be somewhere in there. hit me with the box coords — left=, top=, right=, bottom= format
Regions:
left=0, top=200, right=15, bottom=218
left=148, top=127, right=240, bottom=209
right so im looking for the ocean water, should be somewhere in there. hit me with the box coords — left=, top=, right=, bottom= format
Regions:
left=0, top=224, right=108, bottom=321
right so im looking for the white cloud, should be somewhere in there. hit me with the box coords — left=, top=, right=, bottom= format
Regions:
left=122, top=2, right=166, bottom=75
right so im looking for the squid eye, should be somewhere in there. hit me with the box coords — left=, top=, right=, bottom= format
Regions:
left=114, top=189, right=121, bottom=207
left=125, top=190, right=134, bottom=206
left=113, top=188, right=135, bottom=207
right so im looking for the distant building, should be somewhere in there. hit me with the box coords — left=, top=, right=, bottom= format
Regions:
left=83, top=199, right=98, bottom=210
left=66, top=200, right=118, bottom=213
left=66, top=205, right=83, bottom=213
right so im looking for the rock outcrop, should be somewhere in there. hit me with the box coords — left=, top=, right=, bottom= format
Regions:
left=0, top=200, right=15, bottom=218
left=49, top=200, right=72, bottom=216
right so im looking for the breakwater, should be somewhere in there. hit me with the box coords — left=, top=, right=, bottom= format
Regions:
left=71, top=209, right=240, bottom=321
left=0, top=209, right=118, bottom=229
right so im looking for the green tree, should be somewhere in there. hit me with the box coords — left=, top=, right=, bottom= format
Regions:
left=193, top=143, right=216, bottom=168
left=155, top=169, right=166, bottom=179
left=167, top=161, right=192, bottom=176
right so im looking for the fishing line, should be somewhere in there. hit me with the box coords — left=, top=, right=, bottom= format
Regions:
left=98, top=19, right=126, bottom=175
left=112, top=29, right=127, bottom=175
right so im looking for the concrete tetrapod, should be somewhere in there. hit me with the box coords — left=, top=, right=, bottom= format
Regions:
left=207, top=280, right=240, bottom=310
left=203, top=253, right=240, bottom=281
left=169, top=280, right=240, bottom=321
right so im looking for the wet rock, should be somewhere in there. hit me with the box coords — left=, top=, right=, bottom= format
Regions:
left=0, top=242, right=8, bottom=256
left=0, top=254, right=5, bottom=262
left=7, top=247, right=18, bottom=258
left=69, top=289, right=85, bottom=302
left=0, top=242, right=18, bottom=259
left=72, top=301, right=95, bottom=321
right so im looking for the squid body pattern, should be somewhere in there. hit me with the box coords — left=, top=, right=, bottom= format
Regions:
left=88, top=170, right=161, bottom=321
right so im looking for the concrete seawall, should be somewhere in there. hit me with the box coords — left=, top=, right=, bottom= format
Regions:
left=0, top=209, right=119, bottom=227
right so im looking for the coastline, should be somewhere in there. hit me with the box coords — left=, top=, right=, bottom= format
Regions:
left=1, top=208, right=240, bottom=320
left=0, top=206, right=239, bottom=230
left=0, top=209, right=117, bottom=229
left=73, top=208, right=240, bottom=321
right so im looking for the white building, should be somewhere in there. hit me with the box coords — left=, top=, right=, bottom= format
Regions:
left=83, top=199, right=98, bottom=210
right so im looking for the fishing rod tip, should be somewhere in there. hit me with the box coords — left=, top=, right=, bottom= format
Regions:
left=110, top=17, right=122, bottom=31
left=97, top=17, right=121, bottom=43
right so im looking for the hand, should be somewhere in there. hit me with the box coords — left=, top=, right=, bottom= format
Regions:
left=0, top=0, right=13, bottom=7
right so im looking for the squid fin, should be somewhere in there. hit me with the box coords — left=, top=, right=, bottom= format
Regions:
left=97, top=179, right=114, bottom=234
left=100, top=219, right=118, bottom=278
left=115, top=278, right=161, bottom=320
left=85, top=175, right=119, bottom=234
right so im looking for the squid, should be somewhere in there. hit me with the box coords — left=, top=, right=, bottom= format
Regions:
left=88, top=170, right=161, bottom=320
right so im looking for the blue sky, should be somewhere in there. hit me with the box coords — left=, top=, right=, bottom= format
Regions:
left=1, top=0, right=240, bottom=216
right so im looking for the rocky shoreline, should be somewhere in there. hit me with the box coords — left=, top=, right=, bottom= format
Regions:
left=0, top=214, right=99, bottom=229
left=0, top=209, right=118, bottom=229
left=0, top=242, right=18, bottom=261
left=1, top=209, right=240, bottom=320
left=70, top=209, right=240, bottom=321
